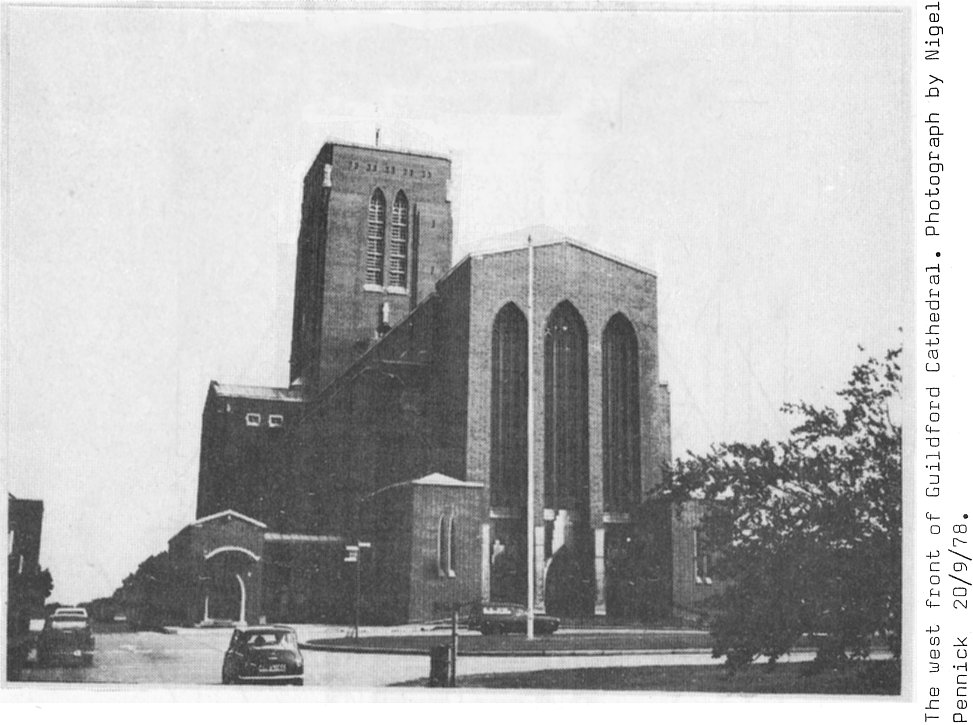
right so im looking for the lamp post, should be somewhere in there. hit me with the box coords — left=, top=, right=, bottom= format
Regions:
left=526, top=234, right=536, bottom=640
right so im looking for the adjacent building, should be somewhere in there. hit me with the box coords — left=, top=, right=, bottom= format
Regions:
left=7, top=494, right=46, bottom=678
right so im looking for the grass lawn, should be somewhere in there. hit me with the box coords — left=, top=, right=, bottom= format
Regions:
left=437, top=660, right=900, bottom=694
left=304, top=631, right=713, bottom=654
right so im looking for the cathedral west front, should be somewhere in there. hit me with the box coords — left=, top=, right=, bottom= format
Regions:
left=167, top=139, right=717, bottom=626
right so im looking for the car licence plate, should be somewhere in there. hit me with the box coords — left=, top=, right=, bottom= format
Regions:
left=260, top=664, right=286, bottom=673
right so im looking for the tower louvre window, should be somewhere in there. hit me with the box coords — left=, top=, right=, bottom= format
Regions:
left=389, top=191, right=409, bottom=288
left=366, top=189, right=386, bottom=285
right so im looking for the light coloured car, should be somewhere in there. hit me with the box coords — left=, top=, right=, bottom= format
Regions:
left=38, top=611, right=94, bottom=666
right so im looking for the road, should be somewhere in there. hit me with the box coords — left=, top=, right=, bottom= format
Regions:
left=12, top=627, right=756, bottom=688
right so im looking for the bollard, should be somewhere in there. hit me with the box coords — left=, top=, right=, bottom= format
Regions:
left=428, top=643, right=453, bottom=687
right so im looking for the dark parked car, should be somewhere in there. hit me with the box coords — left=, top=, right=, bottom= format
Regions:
left=468, top=602, right=560, bottom=635
left=221, top=625, right=304, bottom=685
left=37, top=610, right=95, bottom=666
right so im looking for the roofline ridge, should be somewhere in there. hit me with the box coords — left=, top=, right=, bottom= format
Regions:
left=468, top=237, right=657, bottom=278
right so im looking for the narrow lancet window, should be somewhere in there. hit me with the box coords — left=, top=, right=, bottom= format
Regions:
left=366, top=189, right=386, bottom=285
left=389, top=191, right=409, bottom=288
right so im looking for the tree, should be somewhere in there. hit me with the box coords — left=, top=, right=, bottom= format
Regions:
left=666, top=347, right=902, bottom=666
left=7, top=562, right=53, bottom=679
left=112, top=551, right=183, bottom=628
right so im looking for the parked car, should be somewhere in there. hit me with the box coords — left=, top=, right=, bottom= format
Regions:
left=221, top=625, right=304, bottom=685
left=37, top=610, right=95, bottom=666
left=468, top=602, right=560, bottom=635
left=53, top=607, right=89, bottom=618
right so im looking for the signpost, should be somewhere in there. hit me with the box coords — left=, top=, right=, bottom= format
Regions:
left=345, top=541, right=371, bottom=639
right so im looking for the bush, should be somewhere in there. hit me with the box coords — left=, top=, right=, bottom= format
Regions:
left=667, top=347, right=902, bottom=666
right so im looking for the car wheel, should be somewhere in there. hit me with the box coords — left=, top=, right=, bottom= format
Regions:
left=481, top=624, right=494, bottom=636
left=83, top=654, right=94, bottom=666
left=292, top=679, right=304, bottom=686
left=221, top=666, right=234, bottom=685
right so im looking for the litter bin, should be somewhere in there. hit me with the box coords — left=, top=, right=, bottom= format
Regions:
left=429, top=643, right=453, bottom=687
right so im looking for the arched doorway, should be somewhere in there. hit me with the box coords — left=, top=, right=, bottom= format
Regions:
left=203, top=547, right=259, bottom=624
left=489, top=518, right=527, bottom=604
left=544, top=542, right=595, bottom=618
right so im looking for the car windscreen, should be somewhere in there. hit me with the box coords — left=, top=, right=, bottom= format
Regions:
left=244, top=631, right=296, bottom=648
left=50, top=618, right=88, bottom=630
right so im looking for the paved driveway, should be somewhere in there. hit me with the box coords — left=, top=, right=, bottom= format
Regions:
left=10, top=627, right=748, bottom=688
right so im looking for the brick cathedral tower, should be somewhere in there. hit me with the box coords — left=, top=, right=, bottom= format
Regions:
left=288, top=141, right=453, bottom=392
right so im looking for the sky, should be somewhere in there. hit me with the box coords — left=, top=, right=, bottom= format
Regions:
left=3, top=4, right=911, bottom=604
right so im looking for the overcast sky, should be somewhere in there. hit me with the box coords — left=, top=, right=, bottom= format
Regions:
left=4, top=5, right=910, bottom=603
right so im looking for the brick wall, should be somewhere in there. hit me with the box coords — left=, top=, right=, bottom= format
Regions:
left=168, top=513, right=266, bottom=624
left=290, top=142, right=452, bottom=391
left=408, top=483, right=483, bottom=622
left=195, top=384, right=305, bottom=529
left=465, top=242, right=664, bottom=525
left=262, top=540, right=349, bottom=623
left=358, top=479, right=482, bottom=624
left=360, top=485, right=415, bottom=624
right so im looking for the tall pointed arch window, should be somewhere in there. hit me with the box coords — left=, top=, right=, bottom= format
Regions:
left=389, top=191, right=409, bottom=288
left=602, top=313, right=641, bottom=510
left=544, top=301, right=590, bottom=511
left=490, top=303, right=528, bottom=508
left=366, top=189, right=386, bottom=285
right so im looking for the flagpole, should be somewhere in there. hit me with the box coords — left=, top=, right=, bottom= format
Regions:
left=526, top=234, right=535, bottom=640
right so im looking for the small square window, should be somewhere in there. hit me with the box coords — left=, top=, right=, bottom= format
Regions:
left=245, top=413, right=261, bottom=427
left=268, top=414, right=284, bottom=428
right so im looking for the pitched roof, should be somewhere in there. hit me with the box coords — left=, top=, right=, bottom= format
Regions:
left=465, top=224, right=657, bottom=278
left=412, top=473, right=483, bottom=488
left=191, top=509, right=268, bottom=529
left=362, top=472, right=485, bottom=501
left=264, top=532, right=344, bottom=544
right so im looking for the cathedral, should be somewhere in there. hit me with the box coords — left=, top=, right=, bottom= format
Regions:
left=167, top=139, right=717, bottom=625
